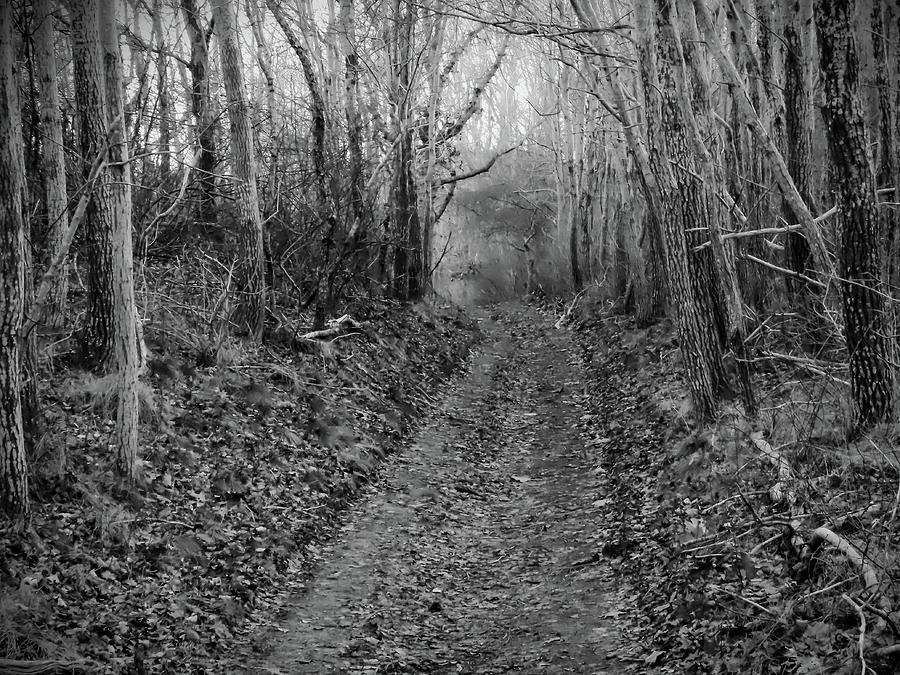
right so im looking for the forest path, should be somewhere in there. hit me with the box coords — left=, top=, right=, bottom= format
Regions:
left=249, top=303, right=629, bottom=674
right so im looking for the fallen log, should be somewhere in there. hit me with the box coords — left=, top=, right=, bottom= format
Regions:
left=300, top=314, right=362, bottom=341
left=808, top=527, right=880, bottom=595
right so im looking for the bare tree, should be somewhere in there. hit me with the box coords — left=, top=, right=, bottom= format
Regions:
left=34, top=0, right=69, bottom=328
left=213, top=0, right=267, bottom=339
left=816, top=0, right=893, bottom=430
left=0, top=1, right=29, bottom=515
left=181, top=0, right=218, bottom=226
left=100, top=0, right=141, bottom=478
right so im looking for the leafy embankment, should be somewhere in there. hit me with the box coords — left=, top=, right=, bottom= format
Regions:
left=0, top=298, right=478, bottom=674
left=569, top=293, right=900, bottom=674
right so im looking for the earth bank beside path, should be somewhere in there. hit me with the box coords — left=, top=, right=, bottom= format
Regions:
left=243, top=304, right=645, bottom=674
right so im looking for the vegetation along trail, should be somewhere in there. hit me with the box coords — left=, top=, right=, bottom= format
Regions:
left=7, top=0, right=900, bottom=671
left=244, top=303, right=638, bottom=673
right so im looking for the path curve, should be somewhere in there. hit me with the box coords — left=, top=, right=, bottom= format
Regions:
left=248, top=304, right=628, bottom=674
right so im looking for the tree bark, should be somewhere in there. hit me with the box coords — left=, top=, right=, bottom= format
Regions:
left=212, top=0, right=267, bottom=339
left=419, top=8, right=444, bottom=294
left=246, top=0, right=280, bottom=209
left=693, top=0, right=834, bottom=282
left=99, top=0, right=141, bottom=478
left=151, top=0, right=171, bottom=177
left=34, top=0, right=69, bottom=329
left=387, top=0, right=422, bottom=300
left=815, top=0, right=893, bottom=430
left=653, top=0, right=729, bottom=416
left=872, top=0, right=900, bottom=370
left=0, top=0, right=29, bottom=515
left=72, top=0, right=117, bottom=367
left=181, top=0, right=217, bottom=226
left=674, top=0, right=755, bottom=414
left=570, top=0, right=666, bottom=317
left=782, top=0, right=816, bottom=298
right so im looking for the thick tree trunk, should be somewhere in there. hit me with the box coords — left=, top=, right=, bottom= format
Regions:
left=34, top=0, right=69, bottom=328
left=816, top=0, right=893, bottom=430
left=72, top=0, right=116, bottom=367
left=212, top=0, right=267, bottom=339
left=391, top=130, right=422, bottom=300
left=0, top=1, right=29, bottom=515
left=639, top=0, right=727, bottom=417
left=673, top=0, right=755, bottom=414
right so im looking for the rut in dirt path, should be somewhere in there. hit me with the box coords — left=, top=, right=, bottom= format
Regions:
left=249, top=305, right=629, bottom=674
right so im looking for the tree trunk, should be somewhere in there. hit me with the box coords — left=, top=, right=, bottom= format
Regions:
left=644, top=0, right=727, bottom=417
left=212, top=0, right=267, bottom=339
left=674, top=0, right=755, bottom=414
left=872, top=0, right=900, bottom=371
left=181, top=0, right=217, bottom=226
left=72, top=0, right=117, bottom=367
left=419, top=9, right=444, bottom=294
left=100, top=0, right=141, bottom=478
left=246, top=0, right=280, bottom=211
left=151, top=0, right=171, bottom=178
left=782, top=0, right=815, bottom=298
left=0, top=1, right=29, bottom=515
left=569, top=0, right=666, bottom=316
left=388, top=0, right=423, bottom=300
left=34, top=0, right=69, bottom=329
left=816, top=0, right=894, bottom=430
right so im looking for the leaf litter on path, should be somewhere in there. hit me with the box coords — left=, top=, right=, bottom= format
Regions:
left=242, top=303, right=644, bottom=674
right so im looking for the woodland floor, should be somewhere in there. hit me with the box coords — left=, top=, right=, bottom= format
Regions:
left=6, top=297, right=895, bottom=674
left=231, top=303, right=647, bottom=674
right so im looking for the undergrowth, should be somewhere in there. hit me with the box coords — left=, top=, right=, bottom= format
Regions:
left=0, top=254, right=479, bottom=673
left=570, top=298, right=900, bottom=675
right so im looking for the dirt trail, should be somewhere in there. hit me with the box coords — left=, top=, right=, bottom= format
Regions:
left=247, top=304, right=629, bottom=674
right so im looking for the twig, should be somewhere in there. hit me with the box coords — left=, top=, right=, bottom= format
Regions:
left=709, top=584, right=778, bottom=617
left=756, top=350, right=849, bottom=385
left=140, top=147, right=202, bottom=253
left=692, top=205, right=838, bottom=252
left=749, top=532, right=783, bottom=556
left=859, top=597, right=900, bottom=638
left=873, top=643, right=900, bottom=658
left=439, top=141, right=524, bottom=185
left=739, top=253, right=827, bottom=288
left=111, top=518, right=192, bottom=528
left=700, top=490, right=768, bottom=513
left=0, top=659, right=90, bottom=674
left=796, top=578, right=852, bottom=603
left=843, top=593, right=869, bottom=675
left=554, top=287, right=589, bottom=329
